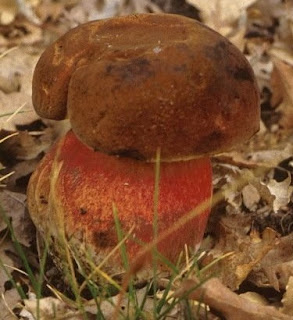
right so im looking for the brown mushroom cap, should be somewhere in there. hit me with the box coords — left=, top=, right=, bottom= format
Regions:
left=32, top=13, right=260, bottom=161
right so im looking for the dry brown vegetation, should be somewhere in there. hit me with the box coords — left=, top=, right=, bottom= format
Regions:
left=1, top=0, right=293, bottom=319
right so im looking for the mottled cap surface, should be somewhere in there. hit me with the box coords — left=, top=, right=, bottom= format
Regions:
left=32, top=13, right=260, bottom=161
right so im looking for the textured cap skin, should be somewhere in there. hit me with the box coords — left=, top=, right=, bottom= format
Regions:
left=32, top=13, right=260, bottom=161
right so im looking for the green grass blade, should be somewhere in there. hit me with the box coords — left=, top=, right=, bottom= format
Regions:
left=0, top=204, right=38, bottom=290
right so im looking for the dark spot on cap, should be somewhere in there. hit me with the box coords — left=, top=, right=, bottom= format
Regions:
left=79, top=207, right=87, bottom=215
left=204, top=41, right=228, bottom=60
left=197, top=130, right=225, bottom=151
left=227, top=66, right=254, bottom=82
left=105, top=58, right=155, bottom=82
left=173, top=64, right=187, bottom=72
left=106, top=64, right=114, bottom=74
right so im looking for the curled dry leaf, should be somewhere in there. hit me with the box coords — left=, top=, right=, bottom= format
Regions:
left=266, top=176, right=293, bottom=212
left=249, top=233, right=293, bottom=291
left=241, top=176, right=293, bottom=214
left=218, top=167, right=254, bottom=209
left=203, top=213, right=279, bottom=290
left=173, top=277, right=291, bottom=320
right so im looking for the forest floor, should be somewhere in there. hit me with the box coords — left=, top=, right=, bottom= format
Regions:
left=1, top=0, right=293, bottom=319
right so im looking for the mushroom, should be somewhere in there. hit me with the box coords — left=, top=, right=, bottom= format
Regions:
left=27, top=14, right=260, bottom=280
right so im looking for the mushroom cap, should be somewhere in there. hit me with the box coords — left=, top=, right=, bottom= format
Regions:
left=27, top=131, right=212, bottom=279
left=32, top=13, right=260, bottom=161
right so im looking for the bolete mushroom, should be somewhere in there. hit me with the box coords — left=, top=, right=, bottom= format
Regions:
left=27, top=13, right=260, bottom=280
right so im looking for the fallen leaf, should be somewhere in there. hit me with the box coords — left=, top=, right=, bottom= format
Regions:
left=203, top=212, right=279, bottom=290
left=0, top=130, right=53, bottom=161
left=242, top=184, right=261, bottom=211
left=0, top=287, right=21, bottom=320
left=249, top=233, right=293, bottom=290
left=267, top=176, right=293, bottom=212
left=0, top=190, right=34, bottom=247
left=0, top=237, right=19, bottom=294
left=173, top=277, right=291, bottom=320
left=247, top=144, right=293, bottom=167
left=281, top=276, right=293, bottom=316
left=0, top=0, right=18, bottom=25
left=239, top=291, right=269, bottom=306
left=0, top=47, right=41, bottom=131
left=186, top=0, right=257, bottom=44
left=270, top=57, right=293, bottom=129
left=0, top=16, right=42, bottom=47
left=21, top=295, right=83, bottom=320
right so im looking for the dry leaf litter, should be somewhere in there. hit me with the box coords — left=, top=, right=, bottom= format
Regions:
left=1, top=0, right=293, bottom=319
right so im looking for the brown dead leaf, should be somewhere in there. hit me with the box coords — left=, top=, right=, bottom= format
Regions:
left=0, top=287, right=21, bottom=320
left=267, top=177, right=293, bottom=212
left=240, top=174, right=293, bottom=214
left=281, top=276, right=293, bottom=316
left=0, top=73, right=21, bottom=94
left=4, top=158, right=40, bottom=191
left=242, top=184, right=261, bottom=211
left=203, top=212, right=279, bottom=290
left=0, top=47, right=41, bottom=131
left=0, top=129, right=53, bottom=161
left=21, top=296, right=83, bottom=320
left=248, top=144, right=293, bottom=168
left=0, top=0, right=18, bottom=25
left=63, top=0, right=123, bottom=27
left=0, top=16, right=42, bottom=47
left=35, top=1, right=64, bottom=23
left=186, top=0, right=257, bottom=48
left=270, top=57, right=293, bottom=129
left=0, top=237, right=19, bottom=294
left=249, top=233, right=293, bottom=291
left=187, top=0, right=257, bottom=30
left=0, top=100, right=38, bottom=132
left=239, top=291, right=269, bottom=306
left=173, top=277, right=291, bottom=320
left=0, top=190, right=34, bottom=247
left=20, top=290, right=157, bottom=320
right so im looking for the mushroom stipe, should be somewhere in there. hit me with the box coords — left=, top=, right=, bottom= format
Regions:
left=27, top=131, right=212, bottom=279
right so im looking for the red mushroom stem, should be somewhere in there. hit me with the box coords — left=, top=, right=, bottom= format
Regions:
left=28, top=131, right=212, bottom=275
